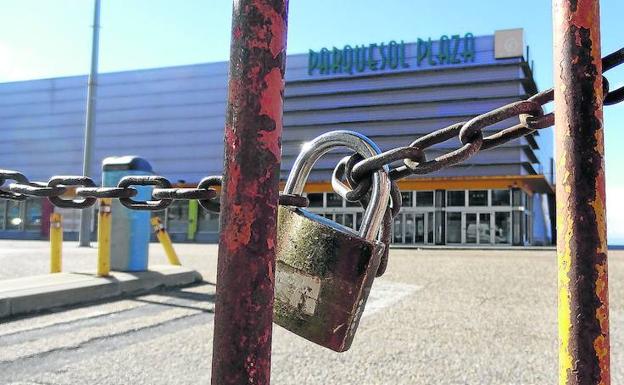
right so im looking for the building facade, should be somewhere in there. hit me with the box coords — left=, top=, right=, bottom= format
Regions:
left=0, top=29, right=554, bottom=245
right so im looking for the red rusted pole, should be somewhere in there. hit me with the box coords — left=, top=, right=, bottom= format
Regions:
left=211, top=1, right=288, bottom=384
left=553, top=1, right=609, bottom=384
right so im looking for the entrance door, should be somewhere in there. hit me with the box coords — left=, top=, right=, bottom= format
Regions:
left=393, top=214, right=403, bottom=243
left=415, top=213, right=425, bottom=243
left=479, top=213, right=491, bottom=244
left=393, top=212, right=432, bottom=245
left=465, top=213, right=477, bottom=244
left=463, top=212, right=493, bottom=245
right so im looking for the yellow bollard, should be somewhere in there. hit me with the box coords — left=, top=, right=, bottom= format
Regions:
left=97, top=198, right=112, bottom=276
left=151, top=216, right=181, bottom=266
left=50, top=213, right=62, bottom=273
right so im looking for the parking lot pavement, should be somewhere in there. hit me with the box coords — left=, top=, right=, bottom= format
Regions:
left=0, top=242, right=622, bottom=384
left=0, top=240, right=219, bottom=282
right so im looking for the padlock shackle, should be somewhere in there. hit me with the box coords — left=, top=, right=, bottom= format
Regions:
left=283, top=130, right=390, bottom=242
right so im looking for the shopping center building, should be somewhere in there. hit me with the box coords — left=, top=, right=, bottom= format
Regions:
left=0, top=29, right=554, bottom=245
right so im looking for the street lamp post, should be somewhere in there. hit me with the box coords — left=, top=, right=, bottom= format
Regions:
left=78, top=0, right=101, bottom=247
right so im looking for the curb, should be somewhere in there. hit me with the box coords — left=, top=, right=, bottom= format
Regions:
left=0, top=265, right=203, bottom=319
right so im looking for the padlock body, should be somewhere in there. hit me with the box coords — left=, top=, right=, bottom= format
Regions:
left=274, top=206, right=384, bottom=352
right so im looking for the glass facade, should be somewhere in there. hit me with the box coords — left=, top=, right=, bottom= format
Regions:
left=434, top=189, right=530, bottom=245
left=468, top=190, right=488, bottom=206
left=6, top=201, right=22, bottom=230
left=198, top=210, right=219, bottom=232
left=491, top=189, right=511, bottom=206
left=308, top=193, right=323, bottom=207
left=25, top=199, right=42, bottom=231
left=0, top=199, right=43, bottom=233
left=166, top=201, right=189, bottom=234
left=415, top=191, right=433, bottom=207
left=152, top=200, right=221, bottom=240
left=326, top=193, right=343, bottom=207
left=447, top=191, right=465, bottom=207
left=299, top=188, right=535, bottom=246
left=0, top=187, right=535, bottom=246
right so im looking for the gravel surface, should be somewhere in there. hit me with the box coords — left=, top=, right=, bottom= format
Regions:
left=0, top=241, right=622, bottom=384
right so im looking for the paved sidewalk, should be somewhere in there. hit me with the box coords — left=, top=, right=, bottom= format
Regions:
left=0, top=265, right=202, bottom=318
left=0, top=240, right=219, bottom=282
left=0, top=240, right=210, bottom=318
left=0, top=243, right=622, bottom=384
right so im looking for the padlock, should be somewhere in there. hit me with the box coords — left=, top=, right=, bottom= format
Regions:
left=275, top=130, right=390, bottom=352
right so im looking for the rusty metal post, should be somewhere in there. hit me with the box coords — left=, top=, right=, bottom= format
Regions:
left=553, top=1, right=609, bottom=384
left=211, top=1, right=289, bottom=384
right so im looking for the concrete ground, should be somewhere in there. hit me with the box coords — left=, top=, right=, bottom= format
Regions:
left=0, top=240, right=622, bottom=384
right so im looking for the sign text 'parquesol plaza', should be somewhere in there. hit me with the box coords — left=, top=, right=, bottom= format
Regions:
left=308, top=33, right=476, bottom=76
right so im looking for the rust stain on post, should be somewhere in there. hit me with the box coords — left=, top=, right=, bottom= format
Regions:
left=554, top=1, right=609, bottom=384
left=211, top=1, right=289, bottom=384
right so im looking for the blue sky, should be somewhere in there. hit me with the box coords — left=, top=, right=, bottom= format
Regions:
left=0, top=0, right=622, bottom=243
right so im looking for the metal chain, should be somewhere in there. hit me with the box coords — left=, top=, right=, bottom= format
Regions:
left=0, top=171, right=309, bottom=212
left=337, top=48, right=624, bottom=205
left=603, top=48, right=624, bottom=105
left=329, top=47, right=622, bottom=278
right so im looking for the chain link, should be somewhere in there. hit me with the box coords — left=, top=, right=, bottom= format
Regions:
left=196, top=176, right=223, bottom=212
left=603, top=48, right=624, bottom=105
left=48, top=176, right=97, bottom=209
left=8, top=182, right=67, bottom=198
left=0, top=169, right=30, bottom=200
left=75, top=186, right=138, bottom=199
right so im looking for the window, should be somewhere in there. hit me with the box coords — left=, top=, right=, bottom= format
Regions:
left=6, top=201, right=21, bottom=230
left=479, top=213, right=491, bottom=244
left=326, top=193, right=343, bottom=207
left=414, top=214, right=424, bottom=243
left=405, top=214, right=415, bottom=243
left=427, top=212, right=434, bottom=244
left=356, top=212, right=363, bottom=231
left=468, top=190, right=488, bottom=206
left=167, top=201, right=188, bottom=233
left=345, top=198, right=359, bottom=207
left=512, top=189, right=524, bottom=206
left=25, top=199, right=42, bottom=231
left=0, top=201, right=5, bottom=230
left=465, top=213, right=477, bottom=243
left=393, top=215, right=403, bottom=243
left=525, top=212, right=530, bottom=244
left=343, top=213, right=354, bottom=230
left=491, top=189, right=510, bottom=206
left=447, top=191, right=465, bottom=206
left=307, top=193, right=323, bottom=207
left=401, top=191, right=413, bottom=207
left=447, top=212, right=462, bottom=243
left=198, top=211, right=219, bottom=232
left=416, top=191, right=434, bottom=207
left=495, top=212, right=511, bottom=244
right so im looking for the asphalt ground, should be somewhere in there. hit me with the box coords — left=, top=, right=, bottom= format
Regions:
left=0, top=240, right=622, bottom=384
